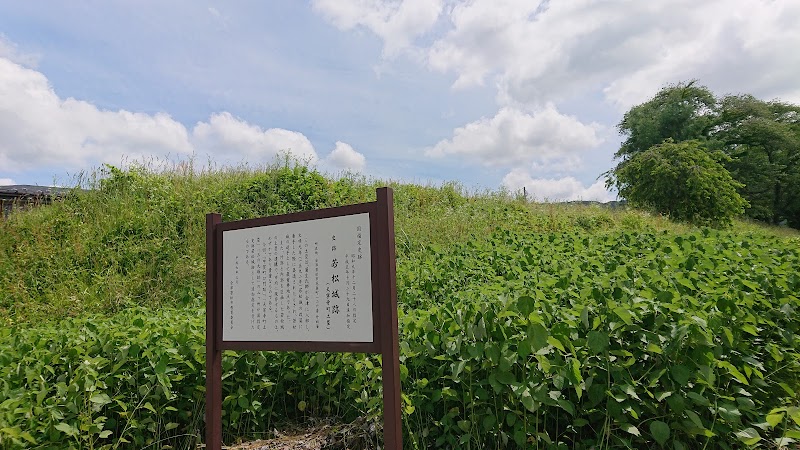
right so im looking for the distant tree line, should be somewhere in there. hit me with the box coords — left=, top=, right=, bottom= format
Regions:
left=606, top=81, right=800, bottom=228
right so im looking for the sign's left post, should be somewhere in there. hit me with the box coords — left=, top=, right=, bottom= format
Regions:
left=205, top=213, right=222, bottom=450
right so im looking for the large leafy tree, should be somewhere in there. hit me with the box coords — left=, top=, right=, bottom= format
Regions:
left=615, top=81, right=718, bottom=160
left=610, top=81, right=800, bottom=228
left=610, top=140, right=748, bottom=226
left=713, top=95, right=800, bottom=225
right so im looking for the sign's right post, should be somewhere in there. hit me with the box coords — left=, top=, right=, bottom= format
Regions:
left=376, top=187, right=402, bottom=449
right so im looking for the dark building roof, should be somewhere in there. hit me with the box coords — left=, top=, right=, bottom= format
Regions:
left=0, top=185, right=72, bottom=195
left=1, top=185, right=77, bottom=218
left=0, top=185, right=73, bottom=199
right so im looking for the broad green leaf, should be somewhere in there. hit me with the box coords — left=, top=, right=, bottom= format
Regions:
left=656, top=290, right=674, bottom=302
left=1, top=427, right=20, bottom=438
left=530, top=324, right=548, bottom=351
left=520, top=389, right=536, bottom=413
left=547, top=336, right=565, bottom=353
left=718, top=361, right=749, bottom=385
left=717, top=403, right=741, bottom=422
left=671, top=365, right=691, bottom=386
left=787, top=430, right=800, bottom=439
left=569, top=358, right=582, bottom=384
left=646, top=343, right=663, bottom=354
left=779, top=382, right=796, bottom=397
left=20, top=431, right=37, bottom=444
left=687, top=391, right=710, bottom=406
left=789, top=407, right=800, bottom=426
left=581, top=306, right=590, bottom=329
left=685, top=410, right=703, bottom=428
left=482, top=415, right=496, bottom=431
left=656, top=391, right=672, bottom=402
left=451, top=360, right=466, bottom=379
left=623, top=384, right=641, bottom=401
left=506, top=413, right=517, bottom=427
left=613, top=307, right=633, bottom=326
left=557, top=398, right=575, bottom=415
left=486, top=344, right=501, bottom=363
left=621, top=423, right=640, bottom=437
left=650, top=420, right=670, bottom=446
left=89, top=392, right=112, bottom=406
left=514, top=429, right=526, bottom=447
left=721, top=327, right=734, bottom=347
left=516, top=296, right=536, bottom=317
left=155, top=355, right=168, bottom=375
left=766, top=412, right=784, bottom=428
left=55, top=422, right=78, bottom=437
left=734, top=427, right=761, bottom=446
left=587, top=330, right=609, bottom=353
left=495, top=370, right=516, bottom=385
left=741, top=324, right=758, bottom=336
left=517, top=339, right=532, bottom=358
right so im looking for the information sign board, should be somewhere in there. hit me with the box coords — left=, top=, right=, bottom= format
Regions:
left=205, top=187, right=401, bottom=450
left=222, top=213, right=373, bottom=343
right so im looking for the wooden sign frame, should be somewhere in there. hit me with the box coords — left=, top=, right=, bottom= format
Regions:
left=205, top=187, right=401, bottom=449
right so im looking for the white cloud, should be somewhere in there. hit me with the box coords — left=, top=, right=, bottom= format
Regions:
left=0, top=33, right=39, bottom=68
left=191, top=112, right=318, bottom=164
left=312, top=0, right=443, bottom=56
left=425, top=0, right=800, bottom=108
left=502, top=168, right=614, bottom=202
left=0, top=178, right=15, bottom=186
left=603, top=1, right=800, bottom=108
left=0, top=56, right=193, bottom=171
left=324, top=141, right=366, bottom=172
left=0, top=56, right=320, bottom=173
left=426, top=105, right=602, bottom=167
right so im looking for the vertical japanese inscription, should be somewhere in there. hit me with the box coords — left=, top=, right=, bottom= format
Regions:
left=222, top=213, right=373, bottom=342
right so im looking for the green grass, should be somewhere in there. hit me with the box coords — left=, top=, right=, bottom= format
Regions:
left=1, top=162, right=798, bottom=449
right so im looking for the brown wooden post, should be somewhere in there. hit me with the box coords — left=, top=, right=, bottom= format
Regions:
left=206, top=213, right=223, bottom=450
left=376, top=187, right=402, bottom=449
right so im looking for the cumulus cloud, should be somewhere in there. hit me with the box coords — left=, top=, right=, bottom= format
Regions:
left=321, top=1, right=800, bottom=109
left=0, top=178, right=15, bottom=185
left=427, top=0, right=800, bottom=108
left=324, top=141, right=366, bottom=172
left=426, top=105, right=602, bottom=167
left=502, top=168, right=614, bottom=202
left=603, top=1, right=800, bottom=108
left=192, top=112, right=318, bottom=164
left=312, top=0, right=443, bottom=56
left=0, top=56, right=319, bottom=173
left=0, top=57, right=192, bottom=171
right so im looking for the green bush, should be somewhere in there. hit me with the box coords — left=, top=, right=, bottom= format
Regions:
left=608, top=140, right=749, bottom=227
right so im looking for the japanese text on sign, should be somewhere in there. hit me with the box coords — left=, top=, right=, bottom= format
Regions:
left=222, top=213, right=372, bottom=342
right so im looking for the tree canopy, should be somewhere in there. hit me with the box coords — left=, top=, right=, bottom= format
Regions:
left=610, top=140, right=748, bottom=227
left=615, top=81, right=717, bottom=160
left=608, top=82, right=800, bottom=228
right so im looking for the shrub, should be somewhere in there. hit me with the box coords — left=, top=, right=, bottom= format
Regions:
left=608, top=140, right=748, bottom=227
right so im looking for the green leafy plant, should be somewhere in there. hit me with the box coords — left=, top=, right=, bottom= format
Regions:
left=1, top=164, right=798, bottom=449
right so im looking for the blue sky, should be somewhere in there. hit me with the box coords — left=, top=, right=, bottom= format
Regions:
left=1, top=1, right=798, bottom=201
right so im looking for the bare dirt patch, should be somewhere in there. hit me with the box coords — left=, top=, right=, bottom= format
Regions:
left=224, top=417, right=380, bottom=450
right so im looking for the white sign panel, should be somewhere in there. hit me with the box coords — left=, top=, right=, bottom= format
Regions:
left=222, top=213, right=373, bottom=342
